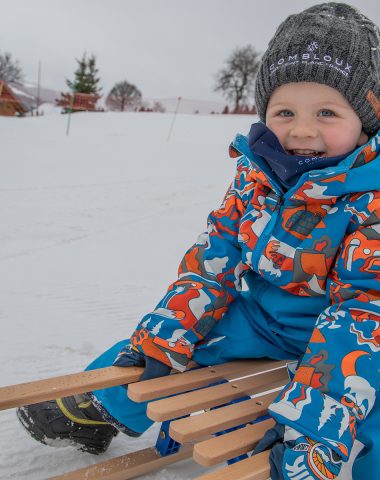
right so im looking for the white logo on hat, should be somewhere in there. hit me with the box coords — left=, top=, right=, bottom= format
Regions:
left=269, top=41, right=352, bottom=77
left=307, top=42, right=319, bottom=52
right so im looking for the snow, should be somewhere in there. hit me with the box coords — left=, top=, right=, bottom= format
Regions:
left=37, top=102, right=62, bottom=116
left=143, top=97, right=225, bottom=114
left=0, top=111, right=255, bottom=479
left=8, top=84, right=35, bottom=100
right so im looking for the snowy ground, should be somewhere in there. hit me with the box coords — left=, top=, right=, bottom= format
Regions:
left=0, top=111, right=254, bottom=479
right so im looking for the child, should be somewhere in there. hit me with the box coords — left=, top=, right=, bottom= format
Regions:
left=17, top=3, right=380, bottom=479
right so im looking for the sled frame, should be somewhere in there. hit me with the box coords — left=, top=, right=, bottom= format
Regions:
left=0, top=359, right=290, bottom=479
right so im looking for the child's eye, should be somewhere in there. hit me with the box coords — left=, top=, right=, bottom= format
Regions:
left=278, top=110, right=293, bottom=117
left=319, top=109, right=335, bottom=117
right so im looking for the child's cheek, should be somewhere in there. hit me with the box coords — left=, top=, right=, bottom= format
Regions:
left=324, top=129, right=358, bottom=156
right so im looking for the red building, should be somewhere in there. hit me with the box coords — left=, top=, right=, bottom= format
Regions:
left=57, top=92, right=100, bottom=112
left=0, top=81, right=28, bottom=116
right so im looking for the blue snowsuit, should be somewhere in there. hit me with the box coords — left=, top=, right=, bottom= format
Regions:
left=87, top=128, right=380, bottom=478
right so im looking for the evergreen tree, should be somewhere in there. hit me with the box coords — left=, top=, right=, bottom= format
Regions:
left=57, top=53, right=101, bottom=113
left=66, top=53, right=101, bottom=94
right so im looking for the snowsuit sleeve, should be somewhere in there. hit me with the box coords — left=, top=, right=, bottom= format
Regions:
left=130, top=154, right=253, bottom=371
left=269, top=192, right=380, bottom=461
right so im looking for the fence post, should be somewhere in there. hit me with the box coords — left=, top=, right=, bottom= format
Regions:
left=66, top=90, right=76, bottom=137
left=167, top=96, right=181, bottom=142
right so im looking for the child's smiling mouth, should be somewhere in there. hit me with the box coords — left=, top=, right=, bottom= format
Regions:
left=287, top=149, right=325, bottom=157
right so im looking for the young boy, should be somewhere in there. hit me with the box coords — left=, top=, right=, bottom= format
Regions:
left=17, top=3, right=380, bottom=479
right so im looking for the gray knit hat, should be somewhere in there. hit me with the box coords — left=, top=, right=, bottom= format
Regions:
left=255, top=2, right=380, bottom=135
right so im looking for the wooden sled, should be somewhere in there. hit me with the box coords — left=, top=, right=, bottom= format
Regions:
left=0, top=358, right=290, bottom=479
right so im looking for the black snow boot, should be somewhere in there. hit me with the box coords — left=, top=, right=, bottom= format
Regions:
left=16, top=393, right=119, bottom=454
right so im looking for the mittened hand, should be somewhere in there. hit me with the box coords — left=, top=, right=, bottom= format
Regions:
left=113, top=344, right=145, bottom=368
left=113, top=344, right=171, bottom=381
left=253, top=424, right=343, bottom=480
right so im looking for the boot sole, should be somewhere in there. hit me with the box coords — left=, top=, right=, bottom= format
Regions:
left=17, top=406, right=59, bottom=447
left=17, top=406, right=111, bottom=454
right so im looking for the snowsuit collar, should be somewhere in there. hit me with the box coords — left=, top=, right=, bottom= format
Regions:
left=230, top=123, right=380, bottom=197
left=248, top=123, right=353, bottom=189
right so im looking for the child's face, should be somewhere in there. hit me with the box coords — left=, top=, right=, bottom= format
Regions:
left=266, top=82, right=368, bottom=157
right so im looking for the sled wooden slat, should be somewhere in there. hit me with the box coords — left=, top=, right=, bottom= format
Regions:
left=147, top=366, right=288, bottom=421
left=128, top=359, right=287, bottom=402
left=0, top=366, right=143, bottom=411
left=1, top=360, right=285, bottom=479
left=169, top=390, right=279, bottom=443
left=50, top=444, right=193, bottom=480
left=195, top=450, right=270, bottom=480
left=193, top=418, right=274, bottom=467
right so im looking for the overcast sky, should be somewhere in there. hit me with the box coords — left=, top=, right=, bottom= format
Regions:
left=1, top=0, right=379, bottom=103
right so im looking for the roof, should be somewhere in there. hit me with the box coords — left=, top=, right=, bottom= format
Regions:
left=0, top=81, right=29, bottom=113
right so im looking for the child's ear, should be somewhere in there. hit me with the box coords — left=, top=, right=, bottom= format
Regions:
left=358, top=131, right=369, bottom=146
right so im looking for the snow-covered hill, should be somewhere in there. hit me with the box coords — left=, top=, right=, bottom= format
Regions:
left=144, top=97, right=225, bottom=114
left=0, top=111, right=256, bottom=479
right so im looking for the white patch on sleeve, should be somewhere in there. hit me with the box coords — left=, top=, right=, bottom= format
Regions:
left=196, top=232, right=209, bottom=246
left=258, top=255, right=282, bottom=277
left=251, top=209, right=271, bottom=237
left=141, top=316, right=151, bottom=328
left=153, top=308, right=180, bottom=319
left=308, top=274, right=326, bottom=294
left=151, top=320, right=164, bottom=335
left=284, top=455, right=314, bottom=479
left=204, top=256, right=228, bottom=276
left=167, top=329, right=187, bottom=347
left=165, top=353, right=186, bottom=372
left=328, top=206, right=338, bottom=214
left=196, top=336, right=226, bottom=349
left=234, top=261, right=246, bottom=289
left=303, top=184, right=336, bottom=199
left=188, top=289, right=211, bottom=319
left=270, top=383, right=312, bottom=421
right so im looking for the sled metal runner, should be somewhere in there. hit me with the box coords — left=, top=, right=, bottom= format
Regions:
left=0, top=359, right=289, bottom=479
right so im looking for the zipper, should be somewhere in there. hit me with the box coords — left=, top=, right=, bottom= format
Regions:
left=233, top=134, right=284, bottom=196
left=251, top=196, right=283, bottom=271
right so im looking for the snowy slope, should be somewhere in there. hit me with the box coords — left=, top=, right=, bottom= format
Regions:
left=143, top=97, right=225, bottom=114
left=0, top=111, right=256, bottom=479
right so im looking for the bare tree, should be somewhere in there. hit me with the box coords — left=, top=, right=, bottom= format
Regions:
left=214, top=45, right=260, bottom=112
left=0, top=51, right=24, bottom=83
left=106, top=81, right=142, bottom=111
left=152, top=101, right=165, bottom=113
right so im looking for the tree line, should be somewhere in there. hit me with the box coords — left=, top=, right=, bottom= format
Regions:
left=0, top=47, right=261, bottom=113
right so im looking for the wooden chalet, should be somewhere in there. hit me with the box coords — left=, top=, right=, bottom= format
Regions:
left=0, top=81, right=28, bottom=116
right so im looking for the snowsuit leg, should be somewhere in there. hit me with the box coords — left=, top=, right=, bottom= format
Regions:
left=85, top=339, right=155, bottom=435
left=86, top=292, right=310, bottom=435
left=193, top=291, right=309, bottom=366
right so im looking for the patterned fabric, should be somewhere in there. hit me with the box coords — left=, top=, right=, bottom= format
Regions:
left=254, top=423, right=343, bottom=480
left=281, top=429, right=343, bottom=480
left=130, top=125, right=380, bottom=462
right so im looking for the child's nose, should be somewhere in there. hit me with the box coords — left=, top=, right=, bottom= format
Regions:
left=289, top=118, right=317, bottom=138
